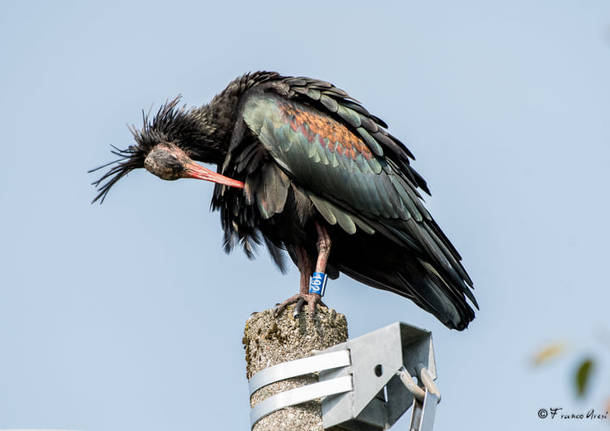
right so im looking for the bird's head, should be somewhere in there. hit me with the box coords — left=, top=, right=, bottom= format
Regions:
left=90, top=97, right=243, bottom=203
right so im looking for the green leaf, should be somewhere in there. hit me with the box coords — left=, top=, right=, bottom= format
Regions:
left=574, top=357, right=595, bottom=398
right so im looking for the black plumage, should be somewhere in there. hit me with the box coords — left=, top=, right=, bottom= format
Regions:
left=91, top=71, right=478, bottom=330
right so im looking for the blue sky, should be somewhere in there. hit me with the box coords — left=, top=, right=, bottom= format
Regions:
left=1, top=1, right=609, bottom=430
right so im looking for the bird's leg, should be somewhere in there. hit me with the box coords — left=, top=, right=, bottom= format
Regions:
left=275, top=247, right=314, bottom=317
left=292, top=256, right=313, bottom=317
left=306, top=222, right=332, bottom=314
left=315, top=222, right=332, bottom=272
left=275, top=226, right=331, bottom=317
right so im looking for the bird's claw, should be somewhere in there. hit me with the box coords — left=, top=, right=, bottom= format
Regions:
left=293, top=298, right=306, bottom=318
left=274, top=293, right=327, bottom=318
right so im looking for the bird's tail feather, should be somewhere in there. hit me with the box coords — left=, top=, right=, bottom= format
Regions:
left=338, top=254, right=476, bottom=331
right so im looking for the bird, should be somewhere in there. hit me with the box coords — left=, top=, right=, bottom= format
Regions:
left=91, top=71, right=478, bottom=330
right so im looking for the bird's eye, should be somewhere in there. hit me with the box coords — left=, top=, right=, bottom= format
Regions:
left=163, top=153, right=182, bottom=169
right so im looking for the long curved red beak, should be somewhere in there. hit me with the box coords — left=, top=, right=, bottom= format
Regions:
left=184, top=161, right=244, bottom=189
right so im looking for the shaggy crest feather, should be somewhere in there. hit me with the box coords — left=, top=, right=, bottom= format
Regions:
left=89, top=96, right=199, bottom=203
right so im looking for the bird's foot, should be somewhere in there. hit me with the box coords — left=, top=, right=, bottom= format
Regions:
left=274, top=293, right=328, bottom=318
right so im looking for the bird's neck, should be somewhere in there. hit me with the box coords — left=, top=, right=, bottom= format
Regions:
left=188, top=84, right=248, bottom=165
left=190, top=105, right=237, bottom=162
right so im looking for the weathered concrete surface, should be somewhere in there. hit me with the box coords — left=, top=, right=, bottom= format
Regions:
left=243, top=305, right=348, bottom=431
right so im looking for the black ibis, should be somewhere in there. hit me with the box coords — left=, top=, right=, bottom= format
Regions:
left=91, top=72, right=478, bottom=330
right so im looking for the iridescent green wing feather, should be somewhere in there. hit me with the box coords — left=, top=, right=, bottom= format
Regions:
left=242, top=92, right=474, bottom=304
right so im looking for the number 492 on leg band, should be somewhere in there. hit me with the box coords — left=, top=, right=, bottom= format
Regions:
left=309, top=272, right=328, bottom=296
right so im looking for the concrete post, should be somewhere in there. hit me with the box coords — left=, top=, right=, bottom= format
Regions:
left=243, top=305, right=348, bottom=431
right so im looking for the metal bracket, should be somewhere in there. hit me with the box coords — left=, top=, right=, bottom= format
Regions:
left=248, top=350, right=353, bottom=426
left=247, top=322, right=439, bottom=430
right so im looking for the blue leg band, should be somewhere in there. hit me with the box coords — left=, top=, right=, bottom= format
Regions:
left=309, top=272, right=328, bottom=296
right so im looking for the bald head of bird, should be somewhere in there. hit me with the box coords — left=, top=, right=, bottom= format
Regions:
left=89, top=96, right=243, bottom=203
left=142, top=142, right=243, bottom=187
